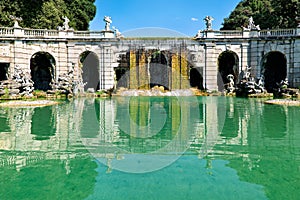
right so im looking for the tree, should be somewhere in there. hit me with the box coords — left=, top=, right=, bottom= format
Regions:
left=0, top=0, right=96, bottom=30
left=221, top=0, right=300, bottom=30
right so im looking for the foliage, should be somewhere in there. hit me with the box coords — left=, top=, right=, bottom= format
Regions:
left=221, top=0, right=300, bottom=30
left=0, top=0, right=96, bottom=30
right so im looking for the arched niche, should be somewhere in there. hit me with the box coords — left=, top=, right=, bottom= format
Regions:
left=30, top=52, right=55, bottom=91
left=261, top=51, right=287, bottom=92
left=79, top=51, right=100, bottom=91
left=218, top=51, right=239, bottom=90
left=190, top=67, right=204, bottom=90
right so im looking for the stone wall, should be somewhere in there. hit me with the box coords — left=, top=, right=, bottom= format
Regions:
left=1, top=32, right=300, bottom=92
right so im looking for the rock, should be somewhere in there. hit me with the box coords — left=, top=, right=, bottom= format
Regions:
left=87, top=88, right=95, bottom=93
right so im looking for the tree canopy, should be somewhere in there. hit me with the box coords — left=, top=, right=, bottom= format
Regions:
left=221, top=0, right=300, bottom=30
left=0, top=0, right=96, bottom=30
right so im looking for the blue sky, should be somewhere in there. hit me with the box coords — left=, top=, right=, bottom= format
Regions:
left=89, top=0, right=241, bottom=36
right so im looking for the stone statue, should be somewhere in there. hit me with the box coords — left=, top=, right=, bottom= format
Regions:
left=112, top=26, right=123, bottom=38
left=226, top=74, right=235, bottom=93
left=244, top=16, right=260, bottom=31
left=62, top=16, right=70, bottom=30
left=10, top=15, right=22, bottom=28
left=256, top=75, right=265, bottom=93
left=104, top=16, right=112, bottom=31
left=244, top=65, right=252, bottom=81
left=195, top=30, right=203, bottom=38
left=204, top=16, right=214, bottom=30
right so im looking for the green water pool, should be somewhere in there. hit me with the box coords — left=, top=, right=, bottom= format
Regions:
left=0, top=97, right=299, bottom=200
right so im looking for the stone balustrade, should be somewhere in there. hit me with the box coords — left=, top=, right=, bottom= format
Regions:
left=196, top=28, right=299, bottom=39
left=0, top=27, right=111, bottom=39
left=259, top=28, right=296, bottom=37
left=1, top=26, right=299, bottom=40
left=0, top=27, right=14, bottom=36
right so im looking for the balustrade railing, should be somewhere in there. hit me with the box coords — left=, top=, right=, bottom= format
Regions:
left=73, top=31, right=104, bottom=38
left=23, top=29, right=60, bottom=37
left=259, top=28, right=296, bottom=37
left=0, top=27, right=14, bottom=36
left=0, top=26, right=299, bottom=39
left=214, top=30, right=244, bottom=38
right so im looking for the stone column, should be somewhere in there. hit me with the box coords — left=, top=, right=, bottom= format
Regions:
left=180, top=52, right=189, bottom=89
left=204, top=43, right=218, bottom=91
left=240, top=43, right=250, bottom=74
left=99, top=44, right=114, bottom=90
left=58, top=41, right=68, bottom=81
left=171, top=53, right=180, bottom=89
left=249, top=40, right=261, bottom=78
left=12, top=40, right=33, bottom=77
left=138, top=51, right=149, bottom=89
left=129, top=50, right=137, bottom=89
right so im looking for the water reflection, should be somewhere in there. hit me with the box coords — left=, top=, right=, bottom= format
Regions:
left=0, top=97, right=299, bottom=199
left=31, top=106, right=57, bottom=140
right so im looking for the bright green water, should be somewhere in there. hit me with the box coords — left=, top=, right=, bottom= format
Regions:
left=0, top=97, right=299, bottom=200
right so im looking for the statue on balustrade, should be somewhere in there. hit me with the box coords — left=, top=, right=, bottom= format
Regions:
left=10, top=15, right=22, bottom=28
left=204, top=16, right=214, bottom=30
left=243, top=16, right=260, bottom=31
left=104, top=16, right=112, bottom=31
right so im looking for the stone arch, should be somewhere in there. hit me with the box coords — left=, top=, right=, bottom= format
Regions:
left=30, top=51, right=55, bottom=91
left=79, top=51, right=100, bottom=92
left=261, top=51, right=287, bottom=92
left=218, top=50, right=239, bottom=88
left=190, top=67, right=204, bottom=90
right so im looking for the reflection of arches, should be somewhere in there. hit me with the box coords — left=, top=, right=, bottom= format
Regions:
left=30, top=52, right=55, bottom=91
left=79, top=51, right=99, bottom=91
left=261, top=51, right=287, bottom=92
left=80, top=99, right=100, bottom=138
left=0, top=111, right=10, bottom=132
left=115, top=97, right=175, bottom=153
left=218, top=51, right=239, bottom=89
left=190, top=67, right=204, bottom=90
left=262, top=105, right=287, bottom=138
left=31, top=106, right=56, bottom=140
left=150, top=51, right=169, bottom=89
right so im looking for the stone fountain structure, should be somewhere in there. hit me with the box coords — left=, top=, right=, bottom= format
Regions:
left=0, top=65, right=34, bottom=97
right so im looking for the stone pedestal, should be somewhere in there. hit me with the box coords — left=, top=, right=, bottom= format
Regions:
left=101, top=30, right=115, bottom=38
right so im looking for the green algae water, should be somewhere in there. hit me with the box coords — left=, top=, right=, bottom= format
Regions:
left=0, top=97, right=299, bottom=200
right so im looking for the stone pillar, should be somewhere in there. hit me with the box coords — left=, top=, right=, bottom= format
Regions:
left=204, top=43, right=218, bottom=91
left=138, top=51, right=149, bottom=89
left=240, top=43, right=250, bottom=76
left=57, top=41, right=68, bottom=81
left=98, top=44, right=115, bottom=90
left=129, top=50, right=138, bottom=89
left=12, top=40, right=30, bottom=76
left=180, top=52, right=190, bottom=89
left=249, top=40, right=261, bottom=77
left=293, top=39, right=300, bottom=87
left=171, top=53, right=180, bottom=89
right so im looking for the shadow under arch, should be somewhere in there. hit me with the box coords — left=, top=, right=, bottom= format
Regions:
left=261, top=51, right=287, bottom=92
left=190, top=67, right=204, bottom=90
left=218, top=50, right=239, bottom=91
left=79, top=51, right=100, bottom=91
left=30, top=51, right=55, bottom=91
